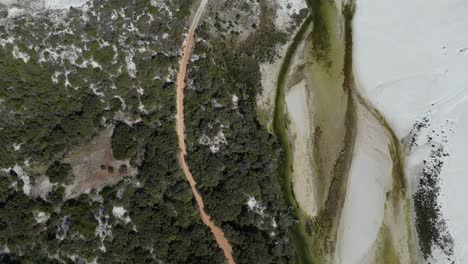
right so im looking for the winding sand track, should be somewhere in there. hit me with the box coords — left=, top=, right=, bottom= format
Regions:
left=175, top=0, right=235, bottom=263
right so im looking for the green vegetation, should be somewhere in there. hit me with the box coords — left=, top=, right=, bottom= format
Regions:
left=0, top=0, right=189, bottom=167
left=46, top=161, right=72, bottom=184
left=0, top=0, right=229, bottom=263
left=301, top=2, right=357, bottom=262
left=272, top=12, right=317, bottom=264
left=310, top=0, right=332, bottom=64
left=0, top=0, right=313, bottom=262
left=0, top=45, right=105, bottom=166
left=111, top=122, right=140, bottom=160
left=180, top=1, right=312, bottom=263
left=375, top=225, right=400, bottom=264
left=271, top=1, right=360, bottom=263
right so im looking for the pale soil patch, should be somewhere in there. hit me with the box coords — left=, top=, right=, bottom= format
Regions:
left=199, top=129, right=227, bottom=153
left=273, top=0, right=308, bottom=32
left=112, top=206, right=131, bottom=224
left=31, top=175, right=54, bottom=199
left=257, top=1, right=309, bottom=130
left=335, top=101, right=415, bottom=264
left=44, top=0, right=87, bottom=9
left=34, top=210, right=50, bottom=224
left=63, top=126, right=138, bottom=199
left=203, top=0, right=260, bottom=41
left=257, top=44, right=287, bottom=130
left=258, top=35, right=308, bottom=130
left=285, top=79, right=317, bottom=216
left=114, top=111, right=142, bottom=127
left=6, top=165, right=32, bottom=195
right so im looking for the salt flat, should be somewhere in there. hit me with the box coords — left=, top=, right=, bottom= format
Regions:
left=354, top=0, right=468, bottom=262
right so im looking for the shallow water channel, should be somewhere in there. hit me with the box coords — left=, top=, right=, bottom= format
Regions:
left=272, top=1, right=413, bottom=263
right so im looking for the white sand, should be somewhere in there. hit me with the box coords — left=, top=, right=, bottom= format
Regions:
left=44, top=0, right=87, bottom=9
left=335, top=101, right=393, bottom=264
left=11, top=165, right=31, bottom=196
left=112, top=206, right=131, bottom=224
left=354, top=0, right=468, bottom=262
left=274, top=0, right=308, bottom=32
left=258, top=44, right=288, bottom=128
left=0, top=0, right=87, bottom=12
left=285, top=79, right=317, bottom=216
left=258, top=1, right=309, bottom=129
left=35, top=211, right=50, bottom=224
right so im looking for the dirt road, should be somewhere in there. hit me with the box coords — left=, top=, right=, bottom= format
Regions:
left=175, top=1, right=236, bottom=263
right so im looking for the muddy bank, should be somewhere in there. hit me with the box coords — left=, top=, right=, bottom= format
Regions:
left=272, top=0, right=356, bottom=262
left=270, top=0, right=424, bottom=262
left=272, top=9, right=316, bottom=263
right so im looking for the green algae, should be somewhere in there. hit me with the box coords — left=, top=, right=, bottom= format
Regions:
left=273, top=1, right=417, bottom=262
left=273, top=11, right=317, bottom=264
left=305, top=0, right=349, bottom=212
left=299, top=2, right=357, bottom=262
left=272, top=1, right=358, bottom=263
left=375, top=225, right=400, bottom=264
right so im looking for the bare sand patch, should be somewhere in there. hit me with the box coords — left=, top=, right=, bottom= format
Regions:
left=335, top=101, right=416, bottom=264
left=63, top=126, right=138, bottom=199
left=31, top=175, right=53, bottom=199
left=285, top=79, right=318, bottom=216
left=257, top=0, right=309, bottom=130
left=334, top=101, right=393, bottom=263
left=258, top=44, right=288, bottom=130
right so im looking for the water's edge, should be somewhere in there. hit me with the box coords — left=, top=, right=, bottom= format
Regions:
left=272, top=1, right=414, bottom=262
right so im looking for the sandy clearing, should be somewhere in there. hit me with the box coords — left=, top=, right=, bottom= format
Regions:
left=286, top=80, right=309, bottom=137
left=63, top=126, right=137, bottom=199
left=175, top=0, right=235, bottom=263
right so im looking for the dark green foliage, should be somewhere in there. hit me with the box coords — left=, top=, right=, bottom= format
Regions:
left=110, top=97, right=123, bottom=112
left=309, top=0, right=333, bottom=66
left=0, top=0, right=303, bottom=263
left=0, top=183, right=39, bottom=254
left=96, top=124, right=223, bottom=264
left=413, top=146, right=454, bottom=260
left=61, top=195, right=100, bottom=239
left=0, top=253, right=22, bottom=264
left=0, top=0, right=222, bottom=262
left=182, top=3, right=301, bottom=263
left=111, top=122, right=139, bottom=160
left=46, top=161, right=72, bottom=183
left=47, top=186, right=66, bottom=204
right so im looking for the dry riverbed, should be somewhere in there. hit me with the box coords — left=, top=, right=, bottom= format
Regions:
left=268, top=0, right=420, bottom=263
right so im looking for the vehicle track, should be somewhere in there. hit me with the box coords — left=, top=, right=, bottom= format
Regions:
left=175, top=0, right=236, bottom=263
